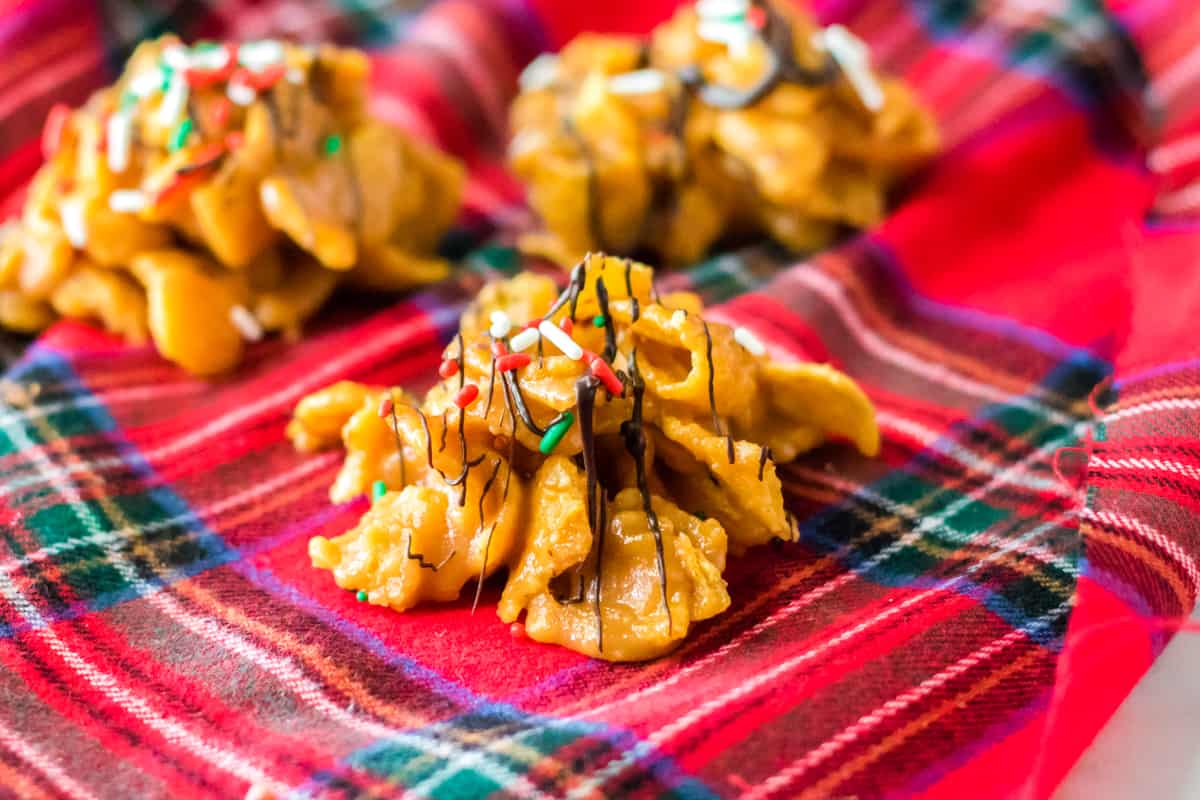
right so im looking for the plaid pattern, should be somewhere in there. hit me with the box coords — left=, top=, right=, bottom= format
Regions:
left=0, top=0, right=1196, bottom=798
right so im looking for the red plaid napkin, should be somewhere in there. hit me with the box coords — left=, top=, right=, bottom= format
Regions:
left=0, top=1, right=1197, bottom=798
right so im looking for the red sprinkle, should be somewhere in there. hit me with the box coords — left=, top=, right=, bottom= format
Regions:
left=521, top=320, right=539, bottom=331
left=748, top=6, right=766, bottom=28
left=237, top=63, right=287, bottom=91
left=491, top=340, right=508, bottom=358
left=589, top=357, right=624, bottom=396
left=453, top=384, right=479, bottom=409
left=495, top=353, right=531, bottom=372
left=154, top=170, right=207, bottom=207
left=509, top=622, right=526, bottom=640
left=377, top=394, right=394, bottom=418
left=185, top=44, right=238, bottom=88
left=211, top=98, right=232, bottom=131
left=438, top=359, right=459, bottom=379
left=559, top=318, right=574, bottom=334
left=224, top=131, right=244, bottom=151
left=42, top=104, right=71, bottom=160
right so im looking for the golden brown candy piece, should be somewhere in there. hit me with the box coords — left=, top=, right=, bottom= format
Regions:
left=510, top=0, right=938, bottom=267
left=1, top=37, right=465, bottom=374
left=291, top=254, right=880, bottom=661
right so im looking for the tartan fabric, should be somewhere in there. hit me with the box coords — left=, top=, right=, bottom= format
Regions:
left=0, top=0, right=1197, bottom=798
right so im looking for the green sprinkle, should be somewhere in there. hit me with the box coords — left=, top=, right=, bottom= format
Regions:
left=538, top=411, right=575, bottom=455
left=323, top=134, right=342, bottom=156
left=356, top=590, right=368, bottom=602
left=371, top=480, right=387, bottom=501
left=168, top=117, right=193, bottom=152
left=695, top=511, right=708, bottom=520
left=160, top=66, right=174, bottom=92
left=593, top=315, right=606, bottom=328
left=120, top=91, right=138, bottom=110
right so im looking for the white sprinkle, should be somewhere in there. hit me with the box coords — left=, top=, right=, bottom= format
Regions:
left=519, top=53, right=559, bottom=92
left=128, top=67, right=164, bottom=98
left=822, top=24, right=884, bottom=112
left=538, top=319, right=583, bottom=361
left=608, top=69, right=668, bottom=96
left=226, top=81, right=257, bottom=107
left=733, top=326, right=766, bottom=356
left=108, top=189, right=147, bottom=214
left=189, top=46, right=230, bottom=72
left=105, top=110, right=132, bottom=173
left=508, top=327, right=540, bottom=353
left=260, top=182, right=280, bottom=211
left=156, top=72, right=188, bottom=126
left=162, top=44, right=191, bottom=71
left=229, top=304, right=264, bottom=342
left=696, top=0, right=750, bottom=18
left=59, top=197, right=87, bottom=248
left=671, top=308, right=687, bottom=326
left=243, top=783, right=274, bottom=800
left=489, top=310, right=512, bottom=339
left=238, top=40, right=284, bottom=70
left=286, top=67, right=305, bottom=85
left=697, top=18, right=754, bottom=52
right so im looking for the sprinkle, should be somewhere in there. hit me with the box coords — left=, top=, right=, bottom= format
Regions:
left=227, top=80, right=257, bottom=107
left=162, top=44, right=191, bottom=71
left=128, top=67, right=165, bottom=98
left=210, top=97, right=232, bottom=130
left=244, top=783, right=276, bottom=800
left=671, top=308, right=687, bottom=326
left=453, top=384, right=479, bottom=409
left=593, top=315, right=606, bottom=327
left=286, top=67, right=305, bottom=84
left=238, top=64, right=287, bottom=91
left=189, top=43, right=231, bottom=72
left=521, top=320, right=539, bottom=330
left=323, top=134, right=342, bottom=156
left=518, top=53, right=559, bottom=92
left=224, top=131, right=244, bottom=150
left=559, top=317, right=574, bottom=334
left=41, top=103, right=71, bottom=160
left=356, top=590, right=368, bottom=602
left=538, top=411, right=575, bottom=454
left=238, top=40, right=285, bottom=70
left=156, top=72, right=189, bottom=127
left=59, top=197, right=87, bottom=248
left=733, top=326, right=765, bottom=356
left=377, top=394, right=393, bottom=418
left=588, top=356, right=624, bottom=396
left=509, top=327, right=540, bottom=353
left=488, top=310, right=512, bottom=339
left=696, top=511, right=708, bottom=520
left=697, top=0, right=750, bottom=16
left=229, top=304, right=263, bottom=342
left=538, top=319, right=583, bottom=360
left=108, top=189, right=147, bottom=214
left=491, top=340, right=508, bottom=358
left=509, top=622, right=526, bottom=640
left=168, top=117, right=194, bottom=152
left=371, top=480, right=387, bottom=501
left=495, top=353, right=531, bottom=372
left=822, top=24, right=884, bottom=112
left=438, top=358, right=459, bottom=379
left=260, top=182, right=280, bottom=211
left=608, top=69, right=668, bottom=96
left=105, top=110, right=133, bottom=173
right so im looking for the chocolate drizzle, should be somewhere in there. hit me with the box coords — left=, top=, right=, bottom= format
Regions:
left=575, top=374, right=607, bottom=651
left=758, top=444, right=771, bottom=481
left=620, top=351, right=672, bottom=636
left=470, top=456, right=505, bottom=613
left=439, top=410, right=449, bottom=452
left=594, top=276, right=618, bottom=363
left=624, top=259, right=640, bottom=322
left=445, top=407, right=487, bottom=506
left=702, top=321, right=736, bottom=463
left=543, top=258, right=588, bottom=322
left=484, top=346, right=498, bottom=417
left=681, top=0, right=837, bottom=111
left=502, top=371, right=550, bottom=437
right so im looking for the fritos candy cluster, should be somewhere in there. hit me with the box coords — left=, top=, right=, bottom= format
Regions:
left=0, top=37, right=464, bottom=374
left=510, top=0, right=938, bottom=267
left=289, top=254, right=880, bottom=661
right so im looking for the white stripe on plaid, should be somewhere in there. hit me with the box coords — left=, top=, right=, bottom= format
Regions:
left=744, top=600, right=1073, bottom=799
left=1082, top=507, right=1200, bottom=592
left=1091, top=455, right=1200, bottom=482
left=0, top=715, right=101, bottom=800
left=789, top=267, right=1077, bottom=425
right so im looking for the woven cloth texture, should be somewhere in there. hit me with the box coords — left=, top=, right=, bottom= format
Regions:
left=0, top=0, right=1197, bottom=798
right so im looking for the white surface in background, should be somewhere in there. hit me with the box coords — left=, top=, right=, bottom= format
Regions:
left=1055, top=607, right=1200, bottom=799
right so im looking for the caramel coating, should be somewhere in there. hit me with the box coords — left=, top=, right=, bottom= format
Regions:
left=292, top=254, right=880, bottom=660
left=1, top=37, right=464, bottom=374
left=510, top=1, right=938, bottom=267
